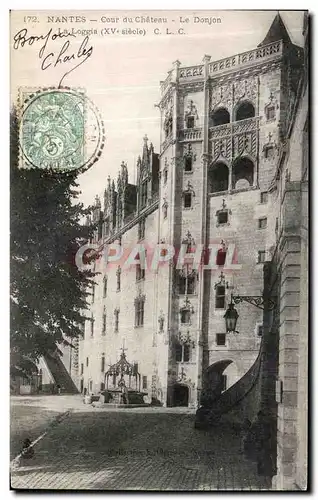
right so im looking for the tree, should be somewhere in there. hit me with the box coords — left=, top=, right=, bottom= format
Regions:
left=10, top=109, right=97, bottom=361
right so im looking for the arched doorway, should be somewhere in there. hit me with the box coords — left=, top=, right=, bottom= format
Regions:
left=173, top=384, right=189, bottom=407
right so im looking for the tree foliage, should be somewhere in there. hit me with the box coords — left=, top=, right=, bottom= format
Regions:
left=10, top=109, right=97, bottom=361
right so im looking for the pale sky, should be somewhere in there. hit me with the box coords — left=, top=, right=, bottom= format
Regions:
left=10, top=10, right=305, bottom=206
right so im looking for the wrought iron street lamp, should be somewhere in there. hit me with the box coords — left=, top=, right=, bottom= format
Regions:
left=223, top=300, right=239, bottom=333
left=224, top=293, right=276, bottom=333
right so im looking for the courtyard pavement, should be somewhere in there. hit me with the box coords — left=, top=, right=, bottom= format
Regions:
left=10, top=395, right=271, bottom=491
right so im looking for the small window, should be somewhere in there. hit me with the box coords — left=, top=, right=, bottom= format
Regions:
left=221, top=375, right=227, bottom=392
left=103, top=276, right=107, bottom=298
left=80, top=363, right=84, bottom=375
left=266, top=106, right=275, bottom=121
left=136, top=262, right=145, bottom=282
left=215, top=285, right=225, bottom=309
left=187, top=275, right=196, bottom=295
left=101, top=355, right=105, bottom=373
left=257, top=325, right=263, bottom=337
left=90, top=316, right=94, bottom=337
left=186, top=116, right=195, bottom=129
left=116, top=267, right=121, bottom=292
left=142, top=376, right=148, bottom=390
left=258, top=218, right=267, bottom=229
left=89, top=381, right=93, bottom=391
left=260, top=192, right=268, bottom=204
left=180, top=309, right=191, bottom=324
left=264, top=146, right=275, bottom=159
left=185, top=156, right=193, bottom=172
left=178, top=275, right=187, bottom=295
left=102, top=310, right=106, bottom=336
left=258, top=251, right=266, bottom=263
left=175, top=343, right=183, bottom=362
left=86, top=357, right=89, bottom=367
left=217, top=211, right=228, bottom=225
left=100, top=382, right=105, bottom=391
left=114, top=309, right=119, bottom=332
left=135, top=298, right=145, bottom=327
left=216, top=333, right=226, bottom=346
left=163, top=168, right=168, bottom=184
left=183, top=344, right=190, bottom=362
left=184, top=193, right=192, bottom=209
left=216, top=249, right=227, bottom=266
left=91, top=284, right=95, bottom=304
left=112, top=374, right=116, bottom=386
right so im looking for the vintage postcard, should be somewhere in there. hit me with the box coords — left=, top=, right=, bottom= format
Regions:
left=10, top=10, right=308, bottom=491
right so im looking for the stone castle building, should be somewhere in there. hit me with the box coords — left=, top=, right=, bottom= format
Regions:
left=65, top=13, right=307, bottom=490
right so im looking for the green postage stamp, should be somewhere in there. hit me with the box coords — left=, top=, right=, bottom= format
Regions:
left=19, top=87, right=105, bottom=171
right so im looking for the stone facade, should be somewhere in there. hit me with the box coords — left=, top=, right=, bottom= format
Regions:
left=271, top=13, right=308, bottom=492
left=70, top=13, right=307, bottom=489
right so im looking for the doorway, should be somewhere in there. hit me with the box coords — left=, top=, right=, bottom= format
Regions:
left=173, top=384, right=189, bottom=407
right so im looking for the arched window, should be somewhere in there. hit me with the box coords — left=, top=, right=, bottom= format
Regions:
left=235, top=101, right=255, bottom=121
left=232, top=157, right=254, bottom=189
left=210, top=107, right=230, bottom=127
left=209, top=163, right=229, bottom=193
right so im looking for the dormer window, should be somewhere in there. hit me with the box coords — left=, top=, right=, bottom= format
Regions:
left=215, top=199, right=231, bottom=226
left=184, top=100, right=198, bottom=130
left=179, top=298, right=194, bottom=325
left=181, top=309, right=191, bottom=324
left=266, top=106, right=276, bottom=121
left=185, top=157, right=192, bottom=172
left=182, top=181, right=195, bottom=209
left=184, top=192, right=192, bottom=209
left=218, top=211, right=228, bottom=224
left=183, top=144, right=196, bottom=173
left=186, top=116, right=195, bottom=129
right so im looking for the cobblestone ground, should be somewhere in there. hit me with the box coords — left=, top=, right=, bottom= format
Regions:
left=11, top=403, right=271, bottom=491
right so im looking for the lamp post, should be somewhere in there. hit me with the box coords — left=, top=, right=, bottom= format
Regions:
left=224, top=293, right=276, bottom=333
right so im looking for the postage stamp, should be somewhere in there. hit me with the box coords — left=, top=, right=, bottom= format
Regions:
left=18, top=87, right=105, bottom=171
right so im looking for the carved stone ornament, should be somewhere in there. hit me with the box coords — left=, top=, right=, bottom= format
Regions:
left=184, top=100, right=199, bottom=120
left=234, top=77, right=258, bottom=104
left=183, top=143, right=197, bottom=161
left=210, top=83, right=233, bottom=111
left=215, top=198, right=232, bottom=226
left=183, top=180, right=195, bottom=196
left=264, top=90, right=279, bottom=121
left=262, top=131, right=278, bottom=160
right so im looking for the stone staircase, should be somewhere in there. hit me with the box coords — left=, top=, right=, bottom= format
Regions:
left=44, top=352, right=79, bottom=394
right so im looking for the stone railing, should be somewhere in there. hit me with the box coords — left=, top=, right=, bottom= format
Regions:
left=179, top=65, right=204, bottom=80
left=209, top=116, right=260, bottom=140
left=232, top=116, right=260, bottom=135
left=209, top=40, right=283, bottom=76
left=209, top=122, right=232, bottom=140
left=178, top=128, right=202, bottom=142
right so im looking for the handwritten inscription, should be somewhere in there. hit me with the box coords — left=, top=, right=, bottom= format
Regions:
left=13, top=28, right=93, bottom=87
